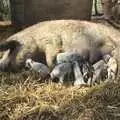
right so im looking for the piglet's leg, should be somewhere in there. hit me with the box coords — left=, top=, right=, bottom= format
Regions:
left=59, top=76, right=64, bottom=85
left=73, top=61, right=86, bottom=86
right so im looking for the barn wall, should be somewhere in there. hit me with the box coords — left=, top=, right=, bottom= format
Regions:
left=10, top=0, right=93, bottom=27
left=10, top=0, right=24, bottom=27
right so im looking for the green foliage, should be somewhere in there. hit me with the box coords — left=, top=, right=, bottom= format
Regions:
left=0, top=0, right=11, bottom=20
left=92, top=0, right=103, bottom=15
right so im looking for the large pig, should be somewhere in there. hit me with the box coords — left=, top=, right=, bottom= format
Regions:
left=0, top=20, right=119, bottom=72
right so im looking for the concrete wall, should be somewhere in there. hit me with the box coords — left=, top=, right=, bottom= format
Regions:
left=10, top=0, right=93, bottom=27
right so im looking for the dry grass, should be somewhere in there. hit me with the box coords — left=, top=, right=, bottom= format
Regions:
left=0, top=21, right=120, bottom=120
left=0, top=72, right=120, bottom=120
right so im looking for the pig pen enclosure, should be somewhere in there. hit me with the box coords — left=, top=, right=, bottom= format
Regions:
left=0, top=0, right=120, bottom=120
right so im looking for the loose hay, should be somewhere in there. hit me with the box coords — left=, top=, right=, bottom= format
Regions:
left=0, top=72, right=120, bottom=120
